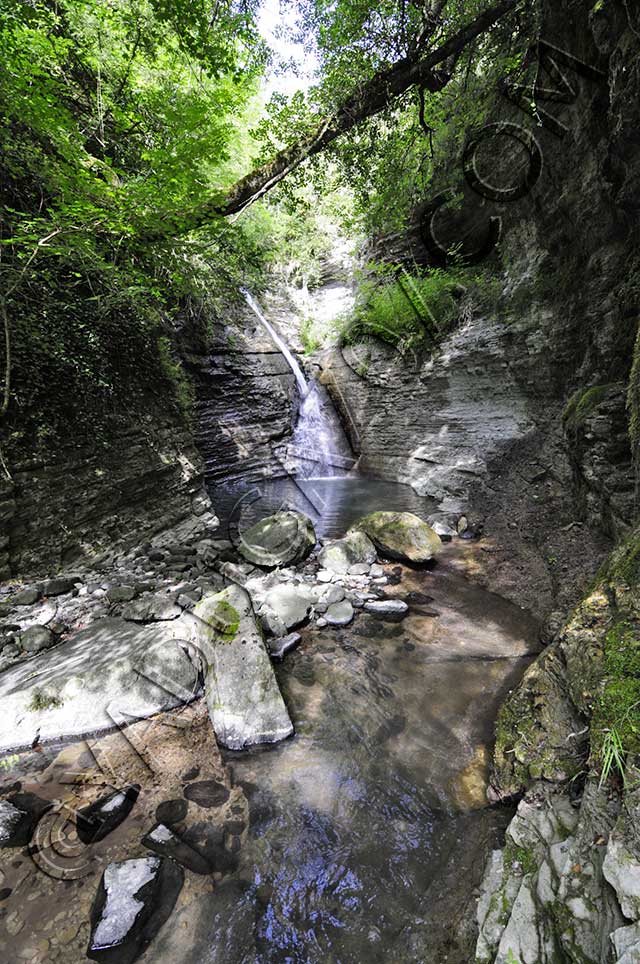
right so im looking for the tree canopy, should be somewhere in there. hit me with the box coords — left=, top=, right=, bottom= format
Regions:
left=0, top=0, right=535, bottom=454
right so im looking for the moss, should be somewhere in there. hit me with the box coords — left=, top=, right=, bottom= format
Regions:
left=28, top=689, right=63, bottom=711
left=590, top=619, right=640, bottom=770
left=504, top=842, right=538, bottom=877
left=599, top=525, right=640, bottom=587
left=562, top=384, right=616, bottom=433
left=211, top=599, right=240, bottom=642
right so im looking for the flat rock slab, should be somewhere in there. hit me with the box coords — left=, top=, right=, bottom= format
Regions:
left=191, top=585, right=293, bottom=750
left=0, top=617, right=200, bottom=753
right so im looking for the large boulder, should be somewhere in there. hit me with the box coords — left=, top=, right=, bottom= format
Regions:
left=87, top=856, right=183, bottom=964
left=237, top=511, right=316, bottom=568
left=260, top=584, right=314, bottom=632
left=349, top=511, right=442, bottom=563
left=317, top=531, right=377, bottom=574
left=190, top=585, right=293, bottom=750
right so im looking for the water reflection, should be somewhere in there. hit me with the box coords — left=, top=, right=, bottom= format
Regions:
left=212, top=475, right=438, bottom=540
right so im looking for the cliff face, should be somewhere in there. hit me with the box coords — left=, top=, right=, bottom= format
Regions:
left=183, top=298, right=298, bottom=487
left=0, top=412, right=215, bottom=578
left=0, top=291, right=302, bottom=578
left=321, top=0, right=638, bottom=623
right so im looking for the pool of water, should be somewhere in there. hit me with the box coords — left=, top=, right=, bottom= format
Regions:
left=210, top=475, right=438, bottom=540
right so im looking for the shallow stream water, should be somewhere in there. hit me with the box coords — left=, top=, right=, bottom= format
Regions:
left=191, top=553, right=540, bottom=964
left=1, top=481, right=541, bottom=964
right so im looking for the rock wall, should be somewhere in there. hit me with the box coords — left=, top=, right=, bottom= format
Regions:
left=0, top=412, right=216, bottom=579
left=183, top=298, right=299, bottom=486
left=465, top=4, right=640, bottom=958
left=476, top=524, right=640, bottom=963
left=321, top=0, right=638, bottom=622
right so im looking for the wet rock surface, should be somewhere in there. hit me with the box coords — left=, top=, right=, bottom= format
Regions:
left=0, top=792, right=51, bottom=848
left=192, top=584, right=294, bottom=750
left=77, top=785, right=141, bottom=845
left=87, top=856, right=184, bottom=964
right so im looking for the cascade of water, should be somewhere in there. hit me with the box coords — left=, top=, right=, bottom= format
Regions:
left=242, top=289, right=354, bottom=479
left=288, top=381, right=353, bottom=479
left=241, top=289, right=308, bottom=397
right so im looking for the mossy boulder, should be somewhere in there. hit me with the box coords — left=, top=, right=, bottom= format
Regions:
left=348, top=511, right=441, bottom=563
left=237, top=511, right=316, bottom=568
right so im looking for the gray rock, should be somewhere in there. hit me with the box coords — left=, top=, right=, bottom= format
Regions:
left=268, top=632, right=302, bottom=661
left=316, top=570, right=334, bottom=583
left=20, top=625, right=55, bottom=653
left=316, top=617, right=328, bottom=628
left=260, top=610, right=287, bottom=639
left=190, top=585, right=293, bottom=750
left=261, top=584, right=313, bottom=632
left=370, top=564, right=385, bottom=578
left=322, top=585, right=345, bottom=605
left=363, top=600, right=409, bottom=617
left=120, top=595, right=182, bottom=622
left=43, top=577, right=78, bottom=597
left=603, top=833, right=640, bottom=921
left=12, top=588, right=41, bottom=606
left=318, top=531, right=377, bottom=574
left=325, top=600, right=354, bottom=627
left=237, top=511, right=316, bottom=568
left=349, top=511, right=442, bottom=563
left=107, top=586, right=138, bottom=603
left=87, top=856, right=184, bottom=964
left=348, top=563, right=371, bottom=575
left=612, top=923, right=640, bottom=964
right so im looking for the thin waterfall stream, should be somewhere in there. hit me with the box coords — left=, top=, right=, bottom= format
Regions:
left=242, top=288, right=353, bottom=480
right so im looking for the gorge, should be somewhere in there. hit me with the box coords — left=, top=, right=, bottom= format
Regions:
left=1, top=1, right=639, bottom=963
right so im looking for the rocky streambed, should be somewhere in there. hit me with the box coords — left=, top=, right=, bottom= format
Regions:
left=0, top=504, right=545, bottom=963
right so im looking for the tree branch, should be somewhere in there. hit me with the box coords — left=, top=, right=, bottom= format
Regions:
left=142, top=0, right=519, bottom=237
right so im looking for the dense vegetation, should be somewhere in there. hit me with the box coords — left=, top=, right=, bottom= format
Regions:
left=0, top=0, right=535, bottom=461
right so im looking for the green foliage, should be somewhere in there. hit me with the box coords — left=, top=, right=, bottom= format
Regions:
left=28, top=689, right=64, bottom=712
left=591, top=620, right=640, bottom=786
left=504, top=842, right=538, bottom=877
left=300, top=316, right=322, bottom=355
left=0, top=0, right=269, bottom=453
left=563, top=384, right=616, bottom=434
left=337, top=264, right=465, bottom=352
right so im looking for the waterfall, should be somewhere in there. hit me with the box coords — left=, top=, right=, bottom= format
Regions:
left=289, top=381, right=353, bottom=479
left=241, top=289, right=354, bottom=480
left=242, top=289, right=308, bottom=397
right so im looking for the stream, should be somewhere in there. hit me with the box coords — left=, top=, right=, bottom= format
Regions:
left=144, top=541, right=541, bottom=964
left=0, top=295, right=541, bottom=964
